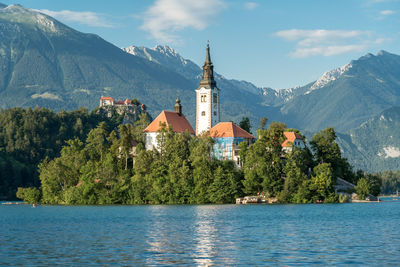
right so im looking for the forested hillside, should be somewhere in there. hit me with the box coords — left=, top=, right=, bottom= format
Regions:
left=337, top=107, right=400, bottom=173
left=0, top=107, right=148, bottom=199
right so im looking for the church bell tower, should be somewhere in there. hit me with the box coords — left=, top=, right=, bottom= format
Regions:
left=196, top=41, right=220, bottom=135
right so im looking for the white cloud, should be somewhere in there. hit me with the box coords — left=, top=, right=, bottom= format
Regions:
left=369, top=0, right=399, bottom=3
left=38, top=9, right=114, bottom=28
left=291, top=45, right=366, bottom=58
left=276, top=29, right=369, bottom=44
left=378, top=9, right=396, bottom=19
left=244, top=2, right=258, bottom=10
left=380, top=9, right=395, bottom=15
left=140, top=0, right=226, bottom=44
left=275, top=29, right=374, bottom=58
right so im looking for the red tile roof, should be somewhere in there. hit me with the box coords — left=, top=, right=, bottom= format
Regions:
left=100, top=96, right=114, bottom=101
left=143, top=111, right=195, bottom=135
left=210, top=122, right=255, bottom=139
left=282, top=132, right=303, bottom=147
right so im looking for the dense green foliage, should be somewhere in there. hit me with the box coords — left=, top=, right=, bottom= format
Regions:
left=14, top=116, right=386, bottom=204
left=36, top=123, right=243, bottom=204
left=377, top=170, right=400, bottom=195
left=310, top=128, right=355, bottom=183
left=0, top=107, right=132, bottom=199
left=355, top=178, right=370, bottom=200
left=16, top=187, right=40, bottom=204
left=240, top=124, right=343, bottom=203
left=239, top=117, right=251, bottom=134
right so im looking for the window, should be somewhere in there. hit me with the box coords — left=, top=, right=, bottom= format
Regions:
left=214, top=111, right=217, bottom=116
left=201, top=94, right=207, bottom=102
left=213, top=93, right=217, bottom=103
left=201, top=111, right=205, bottom=116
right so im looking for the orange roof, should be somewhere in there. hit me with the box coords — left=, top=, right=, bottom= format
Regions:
left=210, top=122, right=255, bottom=139
left=100, top=96, right=114, bottom=101
left=282, top=132, right=303, bottom=147
left=143, top=111, right=195, bottom=134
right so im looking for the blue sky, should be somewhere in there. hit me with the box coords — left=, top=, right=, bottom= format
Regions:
left=3, top=0, right=400, bottom=88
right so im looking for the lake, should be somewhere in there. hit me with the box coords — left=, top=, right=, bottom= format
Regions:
left=1, top=200, right=400, bottom=266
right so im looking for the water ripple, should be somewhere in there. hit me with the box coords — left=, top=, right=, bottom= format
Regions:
left=1, top=202, right=400, bottom=265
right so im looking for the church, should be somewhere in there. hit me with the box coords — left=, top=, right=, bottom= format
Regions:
left=144, top=42, right=255, bottom=165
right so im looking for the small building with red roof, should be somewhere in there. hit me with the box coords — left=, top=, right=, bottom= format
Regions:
left=281, top=131, right=305, bottom=152
left=143, top=99, right=195, bottom=150
left=209, top=122, right=255, bottom=166
left=100, top=96, right=114, bottom=106
left=99, top=96, right=142, bottom=119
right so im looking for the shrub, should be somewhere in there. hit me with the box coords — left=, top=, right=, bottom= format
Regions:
left=355, top=177, right=370, bottom=200
left=16, top=187, right=41, bottom=204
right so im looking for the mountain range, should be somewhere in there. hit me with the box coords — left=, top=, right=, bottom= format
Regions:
left=0, top=3, right=399, bottom=172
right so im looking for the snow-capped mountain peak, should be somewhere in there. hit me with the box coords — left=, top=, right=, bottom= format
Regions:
left=305, top=63, right=353, bottom=95
left=123, top=45, right=187, bottom=64
left=153, top=45, right=179, bottom=57
left=0, top=4, right=62, bottom=33
left=122, top=44, right=201, bottom=80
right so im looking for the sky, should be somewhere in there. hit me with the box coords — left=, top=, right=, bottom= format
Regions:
left=3, top=0, right=400, bottom=89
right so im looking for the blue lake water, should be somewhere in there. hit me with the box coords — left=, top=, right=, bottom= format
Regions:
left=1, top=200, right=400, bottom=266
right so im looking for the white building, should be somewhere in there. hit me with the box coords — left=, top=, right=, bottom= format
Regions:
left=195, top=41, right=220, bottom=135
left=281, top=132, right=306, bottom=152
left=143, top=99, right=195, bottom=151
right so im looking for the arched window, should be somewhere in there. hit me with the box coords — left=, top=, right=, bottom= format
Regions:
left=201, top=111, right=206, bottom=116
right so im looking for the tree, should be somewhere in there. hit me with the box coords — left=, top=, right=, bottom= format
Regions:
left=380, top=170, right=400, bottom=195
left=259, top=117, right=268, bottom=130
left=190, top=136, right=214, bottom=203
left=365, top=173, right=382, bottom=196
left=130, top=147, right=154, bottom=204
left=16, top=187, right=41, bottom=204
left=131, top=98, right=140, bottom=105
left=356, top=177, right=370, bottom=200
left=310, top=128, right=341, bottom=165
left=118, top=124, right=133, bottom=170
left=238, top=141, right=248, bottom=168
left=310, top=127, right=354, bottom=181
left=279, top=149, right=308, bottom=203
left=311, top=163, right=336, bottom=202
left=242, top=122, right=286, bottom=196
left=85, top=122, right=109, bottom=161
left=39, top=138, right=87, bottom=204
left=242, top=139, right=268, bottom=195
left=239, top=117, right=251, bottom=133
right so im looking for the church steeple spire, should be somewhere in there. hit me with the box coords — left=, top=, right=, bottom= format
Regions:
left=174, top=97, right=182, bottom=116
left=200, top=40, right=216, bottom=88
left=205, top=40, right=211, bottom=65
left=196, top=41, right=220, bottom=135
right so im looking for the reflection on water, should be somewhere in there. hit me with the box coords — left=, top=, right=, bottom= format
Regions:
left=1, top=202, right=400, bottom=265
left=193, top=206, right=217, bottom=266
left=192, top=206, right=239, bottom=266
